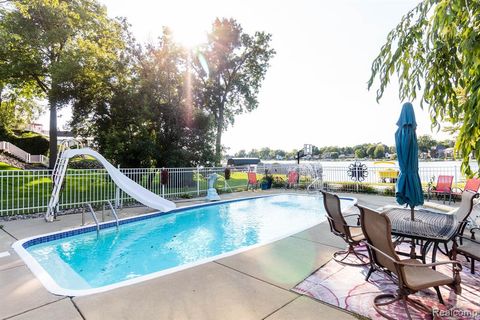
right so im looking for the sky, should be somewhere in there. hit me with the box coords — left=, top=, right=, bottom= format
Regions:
left=39, top=0, right=450, bottom=153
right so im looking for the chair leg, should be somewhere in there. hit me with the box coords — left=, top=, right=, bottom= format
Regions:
left=333, top=244, right=369, bottom=266
left=431, top=243, right=438, bottom=270
left=472, top=258, right=475, bottom=275
left=365, top=267, right=374, bottom=281
left=434, top=286, right=445, bottom=305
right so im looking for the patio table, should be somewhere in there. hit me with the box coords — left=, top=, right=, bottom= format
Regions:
left=380, top=206, right=458, bottom=264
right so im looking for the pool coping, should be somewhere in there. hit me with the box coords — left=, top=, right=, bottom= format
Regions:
left=12, top=193, right=357, bottom=297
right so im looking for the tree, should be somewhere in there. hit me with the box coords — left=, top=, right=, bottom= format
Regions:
left=71, top=29, right=216, bottom=167
left=0, top=81, right=43, bottom=137
left=355, top=148, right=367, bottom=159
left=366, top=144, right=376, bottom=158
left=417, top=135, right=437, bottom=153
left=368, top=0, right=480, bottom=176
left=373, top=144, right=386, bottom=159
left=0, top=0, right=128, bottom=167
left=193, top=18, right=275, bottom=164
left=236, top=149, right=247, bottom=157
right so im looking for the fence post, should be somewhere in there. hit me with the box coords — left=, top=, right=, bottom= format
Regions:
left=454, top=165, right=458, bottom=189
left=196, top=166, right=200, bottom=196
left=115, top=165, right=120, bottom=208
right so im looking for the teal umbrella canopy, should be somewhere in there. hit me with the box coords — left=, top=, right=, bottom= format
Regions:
left=395, top=102, right=424, bottom=217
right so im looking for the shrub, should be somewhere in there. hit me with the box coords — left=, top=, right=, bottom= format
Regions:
left=10, top=131, right=49, bottom=155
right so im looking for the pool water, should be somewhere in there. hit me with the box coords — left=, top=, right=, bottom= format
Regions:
left=18, top=194, right=355, bottom=295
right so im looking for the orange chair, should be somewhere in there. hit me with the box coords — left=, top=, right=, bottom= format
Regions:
left=247, top=172, right=258, bottom=191
left=428, top=175, right=454, bottom=204
left=287, top=171, right=299, bottom=189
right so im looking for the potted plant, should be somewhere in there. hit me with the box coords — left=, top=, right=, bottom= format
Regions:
left=260, top=170, right=274, bottom=190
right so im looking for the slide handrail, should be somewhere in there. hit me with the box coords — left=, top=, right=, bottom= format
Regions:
left=45, top=148, right=176, bottom=221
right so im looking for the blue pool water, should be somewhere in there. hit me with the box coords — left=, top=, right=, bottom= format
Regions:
left=22, top=194, right=355, bottom=294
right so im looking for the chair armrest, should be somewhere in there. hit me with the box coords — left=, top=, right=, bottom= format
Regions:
left=471, top=227, right=480, bottom=238
left=457, top=235, right=480, bottom=245
left=365, top=243, right=462, bottom=271
left=396, top=260, right=462, bottom=270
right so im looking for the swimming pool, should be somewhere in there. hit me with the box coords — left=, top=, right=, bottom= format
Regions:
left=13, top=194, right=356, bottom=296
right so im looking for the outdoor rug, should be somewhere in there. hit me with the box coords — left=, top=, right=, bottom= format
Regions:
left=293, top=243, right=480, bottom=319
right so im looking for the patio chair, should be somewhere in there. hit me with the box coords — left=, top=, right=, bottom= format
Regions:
left=357, top=205, right=462, bottom=320
left=454, top=227, right=480, bottom=274
left=420, top=190, right=479, bottom=267
left=452, top=178, right=480, bottom=200
left=321, top=191, right=368, bottom=266
left=427, top=175, right=454, bottom=204
left=246, top=172, right=258, bottom=191
left=286, top=170, right=299, bottom=189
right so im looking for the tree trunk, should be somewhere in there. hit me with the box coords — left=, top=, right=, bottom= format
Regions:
left=49, top=98, right=58, bottom=169
left=215, top=107, right=224, bottom=165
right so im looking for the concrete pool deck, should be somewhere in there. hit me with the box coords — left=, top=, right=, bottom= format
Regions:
left=0, top=191, right=460, bottom=320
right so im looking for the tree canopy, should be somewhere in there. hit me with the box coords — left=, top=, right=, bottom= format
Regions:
left=368, top=0, right=480, bottom=176
left=0, top=0, right=129, bottom=167
left=193, top=18, right=275, bottom=164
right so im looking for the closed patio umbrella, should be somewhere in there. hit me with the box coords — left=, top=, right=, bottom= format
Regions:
left=395, top=102, right=424, bottom=220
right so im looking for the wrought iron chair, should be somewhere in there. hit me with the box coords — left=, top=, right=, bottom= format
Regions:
left=321, top=191, right=368, bottom=266
left=358, top=205, right=462, bottom=320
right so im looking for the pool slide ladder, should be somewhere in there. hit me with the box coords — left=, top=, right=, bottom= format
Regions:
left=45, top=146, right=176, bottom=222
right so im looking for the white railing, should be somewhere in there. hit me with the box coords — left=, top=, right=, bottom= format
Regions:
left=0, top=164, right=472, bottom=217
left=0, top=141, right=49, bottom=166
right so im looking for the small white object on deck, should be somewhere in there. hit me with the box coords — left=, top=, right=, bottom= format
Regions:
left=0, top=251, right=11, bottom=258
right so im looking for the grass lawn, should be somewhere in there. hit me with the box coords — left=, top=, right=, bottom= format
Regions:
left=0, top=162, right=20, bottom=170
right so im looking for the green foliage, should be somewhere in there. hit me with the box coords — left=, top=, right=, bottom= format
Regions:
left=417, top=135, right=436, bottom=153
left=355, top=148, right=366, bottom=158
left=0, top=82, right=43, bottom=134
left=0, top=162, right=20, bottom=170
left=193, top=18, right=276, bottom=163
left=71, top=29, right=215, bottom=167
left=373, top=144, right=386, bottom=159
left=11, top=131, right=49, bottom=155
left=0, top=0, right=130, bottom=167
left=368, top=0, right=480, bottom=176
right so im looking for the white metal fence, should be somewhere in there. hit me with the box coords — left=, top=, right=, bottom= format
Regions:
left=0, top=164, right=471, bottom=217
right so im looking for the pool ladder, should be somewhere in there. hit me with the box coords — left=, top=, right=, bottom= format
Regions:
left=82, top=201, right=119, bottom=236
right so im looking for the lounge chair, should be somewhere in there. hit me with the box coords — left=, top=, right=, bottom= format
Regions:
left=247, top=172, right=258, bottom=191
left=455, top=227, right=480, bottom=274
left=321, top=191, right=368, bottom=266
left=427, top=175, right=454, bottom=204
left=357, top=205, right=462, bottom=320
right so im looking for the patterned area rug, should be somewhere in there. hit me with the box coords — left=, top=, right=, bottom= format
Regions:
left=293, top=243, right=480, bottom=319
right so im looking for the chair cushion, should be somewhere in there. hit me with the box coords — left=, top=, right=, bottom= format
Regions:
left=348, top=226, right=365, bottom=242
left=457, top=239, right=480, bottom=260
left=402, top=259, right=453, bottom=291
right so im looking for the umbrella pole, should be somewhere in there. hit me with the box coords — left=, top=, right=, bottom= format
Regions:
left=410, top=205, right=416, bottom=258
